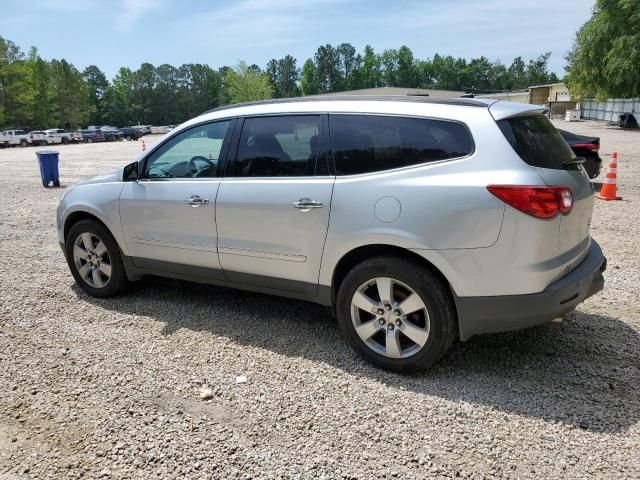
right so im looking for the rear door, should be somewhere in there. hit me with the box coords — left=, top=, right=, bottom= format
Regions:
left=215, top=114, right=333, bottom=295
left=496, top=114, right=594, bottom=257
left=119, top=119, right=234, bottom=273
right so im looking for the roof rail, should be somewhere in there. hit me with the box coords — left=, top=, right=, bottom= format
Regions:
left=203, top=95, right=489, bottom=115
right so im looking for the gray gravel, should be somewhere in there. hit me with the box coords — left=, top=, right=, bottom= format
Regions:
left=0, top=125, right=639, bottom=479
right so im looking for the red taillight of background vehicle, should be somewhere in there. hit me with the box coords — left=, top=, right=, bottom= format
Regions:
left=487, top=185, right=573, bottom=219
left=573, top=142, right=599, bottom=151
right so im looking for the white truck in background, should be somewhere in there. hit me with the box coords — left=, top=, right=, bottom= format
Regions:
left=27, top=130, right=63, bottom=146
left=45, top=129, right=83, bottom=144
left=0, top=129, right=29, bottom=147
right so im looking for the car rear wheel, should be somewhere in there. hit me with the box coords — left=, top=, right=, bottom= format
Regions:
left=336, top=256, right=456, bottom=372
left=65, top=220, right=128, bottom=297
left=20, top=140, right=28, bottom=147
left=86, top=137, right=93, bottom=143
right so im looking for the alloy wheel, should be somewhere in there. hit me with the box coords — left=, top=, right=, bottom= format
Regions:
left=351, top=277, right=430, bottom=359
left=72, top=232, right=112, bottom=288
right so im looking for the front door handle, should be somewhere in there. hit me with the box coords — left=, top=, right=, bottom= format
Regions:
left=185, top=195, right=209, bottom=207
left=293, top=198, right=323, bottom=211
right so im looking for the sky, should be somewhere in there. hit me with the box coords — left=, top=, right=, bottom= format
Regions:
left=1, top=0, right=595, bottom=81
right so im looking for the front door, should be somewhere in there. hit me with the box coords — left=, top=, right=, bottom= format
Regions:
left=216, top=115, right=334, bottom=295
left=120, top=119, right=234, bottom=273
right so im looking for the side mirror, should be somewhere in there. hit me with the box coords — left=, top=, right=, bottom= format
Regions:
left=123, top=161, right=139, bottom=181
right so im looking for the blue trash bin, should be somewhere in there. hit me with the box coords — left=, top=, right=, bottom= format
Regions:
left=35, top=150, right=60, bottom=187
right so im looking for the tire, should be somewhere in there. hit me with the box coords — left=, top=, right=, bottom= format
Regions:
left=20, top=140, right=28, bottom=147
left=336, top=256, right=456, bottom=372
left=86, top=137, right=93, bottom=144
left=62, top=137, right=69, bottom=145
left=65, top=220, right=128, bottom=298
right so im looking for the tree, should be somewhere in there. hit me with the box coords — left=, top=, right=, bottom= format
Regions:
left=397, top=46, right=417, bottom=87
left=266, top=56, right=300, bottom=98
left=0, top=36, right=34, bottom=127
left=300, top=58, right=320, bottom=95
left=314, top=44, right=341, bottom=93
left=508, top=56, right=527, bottom=89
left=276, top=55, right=299, bottom=98
left=380, top=49, right=399, bottom=86
left=224, top=61, right=273, bottom=104
left=83, top=65, right=108, bottom=125
left=337, top=43, right=357, bottom=90
left=359, top=45, right=382, bottom=88
left=30, top=54, right=53, bottom=128
left=266, top=58, right=279, bottom=96
left=566, top=0, right=640, bottom=99
left=49, top=59, right=89, bottom=128
left=526, top=52, right=555, bottom=86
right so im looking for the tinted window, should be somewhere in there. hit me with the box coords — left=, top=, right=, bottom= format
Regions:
left=498, top=115, right=574, bottom=169
left=234, top=116, right=321, bottom=177
left=144, top=120, right=231, bottom=179
left=330, top=115, right=473, bottom=175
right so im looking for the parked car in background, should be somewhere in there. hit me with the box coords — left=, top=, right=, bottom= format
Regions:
left=135, top=125, right=152, bottom=135
left=80, top=129, right=105, bottom=143
left=99, top=127, right=123, bottom=142
left=119, top=127, right=145, bottom=140
left=28, top=130, right=62, bottom=146
left=0, top=129, right=29, bottom=147
left=558, top=129, right=602, bottom=179
left=45, top=129, right=83, bottom=144
left=150, top=125, right=170, bottom=134
left=57, top=96, right=606, bottom=372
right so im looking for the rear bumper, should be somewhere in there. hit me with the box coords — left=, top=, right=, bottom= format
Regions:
left=455, top=239, right=606, bottom=340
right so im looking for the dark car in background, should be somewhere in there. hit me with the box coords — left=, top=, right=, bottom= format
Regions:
left=119, top=127, right=145, bottom=140
left=80, top=129, right=105, bottom=143
left=558, top=129, right=602, bottom=179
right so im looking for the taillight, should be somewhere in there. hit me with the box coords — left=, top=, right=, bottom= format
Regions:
left=487, top=185, right=573, bottom=219
left=573, top=143, right=599, bottom=151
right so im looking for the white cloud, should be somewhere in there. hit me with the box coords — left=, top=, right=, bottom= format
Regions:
left=115, top=0, right=162, bottom=33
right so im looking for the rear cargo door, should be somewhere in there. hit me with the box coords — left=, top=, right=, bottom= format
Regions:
left=496, top=114, right=594, bottom=258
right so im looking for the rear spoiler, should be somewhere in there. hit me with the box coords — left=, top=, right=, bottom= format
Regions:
left=489, top=101, right=548, bottom=121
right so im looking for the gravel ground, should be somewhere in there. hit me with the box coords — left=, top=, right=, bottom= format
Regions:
left=0, top=124, right=638, bottom=479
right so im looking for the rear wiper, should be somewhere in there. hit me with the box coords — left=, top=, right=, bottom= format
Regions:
left=562, top=157, right=586, bottom=167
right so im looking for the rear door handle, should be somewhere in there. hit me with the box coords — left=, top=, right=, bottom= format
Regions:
left=293, top=198, right=323, bottom=211
left=185, top=195, right=209, bottom=207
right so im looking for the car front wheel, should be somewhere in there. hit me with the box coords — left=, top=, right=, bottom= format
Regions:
left=65, top=220, right=128, bottom=297
left=336, top=256, right=456, bottom=372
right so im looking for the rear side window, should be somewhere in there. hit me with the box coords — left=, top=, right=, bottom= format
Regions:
left=234, top=116, right=321, bottom=177
left=497, top=115, right=574, bottom=169
left=330, top=115, right=473, bottom=175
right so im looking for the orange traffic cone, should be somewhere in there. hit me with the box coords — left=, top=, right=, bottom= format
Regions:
left=141, top=139, right=146, bottom=152
left=596, top=152, right=622, bottom=201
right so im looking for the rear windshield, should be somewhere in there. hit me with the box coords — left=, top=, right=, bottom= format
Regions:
left=497, top=115, right=574, bottom=169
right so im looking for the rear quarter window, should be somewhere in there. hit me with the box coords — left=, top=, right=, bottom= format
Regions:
left=330, top=115, right=473, bottom=175
left=497, top=115, right=574, bottom=169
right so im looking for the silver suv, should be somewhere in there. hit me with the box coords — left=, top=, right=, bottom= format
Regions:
left=57, top=96, right=606, bottom=371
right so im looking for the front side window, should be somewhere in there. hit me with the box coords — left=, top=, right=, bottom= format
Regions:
left=144, top=120, right=231, bottom=179
left=233, top=116, right=321, bottom=177
left=330, top=115, right=473, bottom=175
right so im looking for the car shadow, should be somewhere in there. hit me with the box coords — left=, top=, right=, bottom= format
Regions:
left=73, top=276, right=640, bottom=433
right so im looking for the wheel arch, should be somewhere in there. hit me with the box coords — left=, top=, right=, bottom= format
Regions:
left=331, top=244, right=458, bottom=316
left=63, top=211, right=112, bottom=244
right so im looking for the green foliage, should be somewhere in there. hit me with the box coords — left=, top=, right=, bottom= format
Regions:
left=566, top=0, right=640, bottom=99
left=0, top=35, right=562, bottom=129
left=223, top=61, right=273, bottom=104
left=266, top=55, right=300, bottom=98
left=300, top=59, right=320, bottom=95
